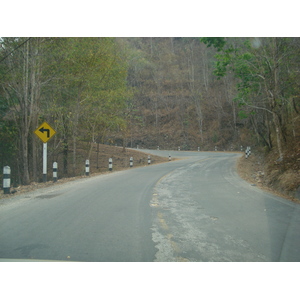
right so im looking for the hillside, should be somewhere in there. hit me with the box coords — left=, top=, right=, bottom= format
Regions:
left=0, top=37, right=299, bottom=196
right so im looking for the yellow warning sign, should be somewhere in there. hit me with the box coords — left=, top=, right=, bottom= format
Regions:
left=34, top=121, right=56, bottom=143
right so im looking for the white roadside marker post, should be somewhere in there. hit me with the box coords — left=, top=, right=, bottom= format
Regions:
left=245, top=146, right=251, bottom=158
left=130, top=157, right=133, bottom=168
left=53, top=162, right=58, bottom=182
left=85, top=160, right=90, bottom=176
left=3, top=166, right=11, bottom=194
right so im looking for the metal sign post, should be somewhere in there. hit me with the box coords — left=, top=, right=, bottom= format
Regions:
left=43, top=143, right=47, bottom=182
left=34, top=122, right=56, bottom=183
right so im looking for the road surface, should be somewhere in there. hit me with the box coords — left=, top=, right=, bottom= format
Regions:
left=0, top=150, right=299, bottom=261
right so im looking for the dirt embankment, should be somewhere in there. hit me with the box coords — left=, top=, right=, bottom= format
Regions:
left=0, top=145, right=169, bottom=200
left=237, top=148, right=300, bottom=204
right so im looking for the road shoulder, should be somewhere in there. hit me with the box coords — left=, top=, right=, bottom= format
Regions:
left=236, top=153, right=300, bottom=204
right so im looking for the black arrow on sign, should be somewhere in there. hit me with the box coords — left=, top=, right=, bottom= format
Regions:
left=39, top=127, right=50, bottom=138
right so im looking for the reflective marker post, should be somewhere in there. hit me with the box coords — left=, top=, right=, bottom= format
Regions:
left=85, top=160, right=90, bottom=176
left=53, top=162, right=58, bottom=182
left=130, top=157, right=133, bottom=168
left=3, top=166, right=11, bottom=194
left=109, top=158, right=113, bottom=171
left=245, top=146, right=251, bottom=158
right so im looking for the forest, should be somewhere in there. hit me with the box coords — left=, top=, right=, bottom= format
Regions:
left=0, top=37, right=299, bottom=193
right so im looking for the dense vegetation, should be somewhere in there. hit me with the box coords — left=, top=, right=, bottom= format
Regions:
left=0, top=37, right=299, bottom=187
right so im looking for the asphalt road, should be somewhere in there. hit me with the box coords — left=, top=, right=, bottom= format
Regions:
left=0, top=150, right=299, bottom=261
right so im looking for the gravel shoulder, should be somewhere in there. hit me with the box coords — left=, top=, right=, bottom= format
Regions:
left=236, top=153, right=300, bottom=204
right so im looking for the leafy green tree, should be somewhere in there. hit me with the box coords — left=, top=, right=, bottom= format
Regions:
left=45, top=38, right=131, bottom=174
left=0, top=38, right=52, bottom=184
left=201, top=37, right=300, bottom=159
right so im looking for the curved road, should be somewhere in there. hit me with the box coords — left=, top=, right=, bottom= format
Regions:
left=0, top=150, right=299, bottom=261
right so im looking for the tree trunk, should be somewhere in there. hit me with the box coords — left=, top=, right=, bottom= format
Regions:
left=273, top=112, right=284, bottom=160
left=72, top=92, right=81, bottom=176
left=63, top=138, right=68, bottom=176
left=21, top=130, right=30, bottom=185
left=32, top=123, right=38, bottom=182
left=271, top=38, right=284, bottom=160
left=21, top=40, right=31, bottom=185
left=72, top=133, right=77, bottom=176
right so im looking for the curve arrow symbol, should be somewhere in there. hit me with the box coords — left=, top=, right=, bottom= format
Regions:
left=39, top=127, right=50, bottom=138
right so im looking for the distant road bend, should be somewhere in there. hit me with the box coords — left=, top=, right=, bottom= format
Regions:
left=0, top=150, right=299, bottom=261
